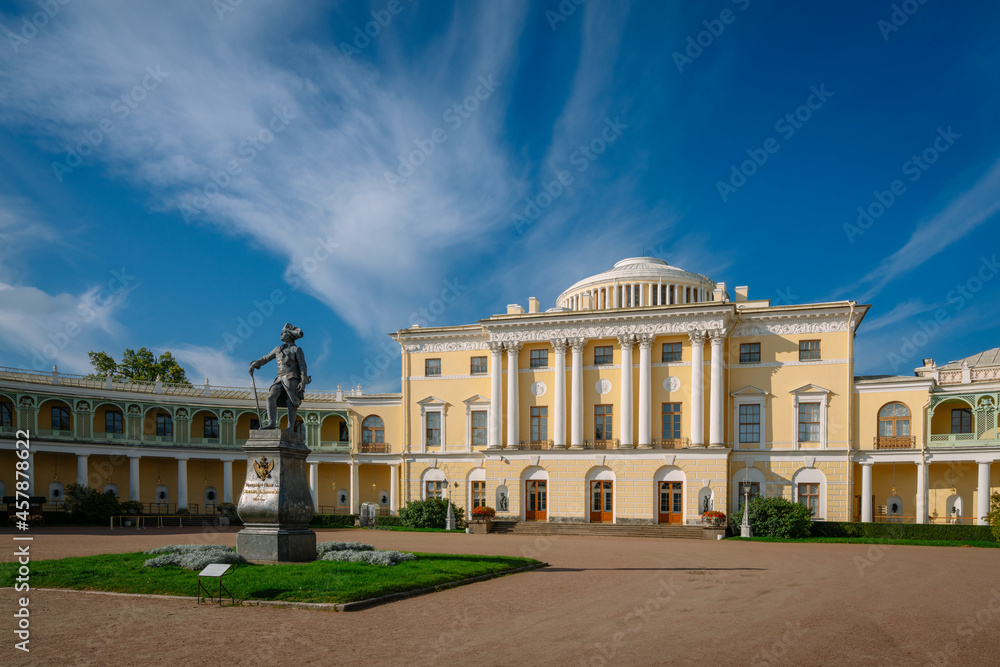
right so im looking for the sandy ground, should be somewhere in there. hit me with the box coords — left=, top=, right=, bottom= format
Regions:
left=2, top=526, right=1000, bottom=666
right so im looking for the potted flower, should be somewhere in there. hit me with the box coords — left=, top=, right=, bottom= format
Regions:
left=469, top=506, right=496, bottom=534
left=701, top=510, right=727, bottom=527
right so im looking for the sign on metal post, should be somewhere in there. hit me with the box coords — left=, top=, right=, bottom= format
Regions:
left=197, top=563, right=234, bottom=606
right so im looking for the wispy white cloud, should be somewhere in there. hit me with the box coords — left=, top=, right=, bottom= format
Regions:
left=169, top=344, right=251, bottom=388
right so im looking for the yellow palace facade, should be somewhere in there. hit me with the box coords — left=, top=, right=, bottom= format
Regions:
left=1, top=257, right=998, bottom=526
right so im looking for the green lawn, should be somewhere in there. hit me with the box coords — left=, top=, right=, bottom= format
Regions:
left=1, top=552, right=540, bottom=604
left=728, top=536, right=1000, bottom=548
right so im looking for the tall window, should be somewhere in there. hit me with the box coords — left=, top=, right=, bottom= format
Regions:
left=878, top=402, right=910, bottom=436
left=156, top=414, right=173, bottom=437
left=471, top=411, right=487, bottom=446
left=362, top=415, right=385, bottom=443
left=470, top=356, right=487, bottom=374
left=595, top=405, right=613, bottom=441
left=471, top=481, right=486, bottom=508
left=426, top=412, right=441, bottom=446
left=425, top=358, right=441, bottom=376
left=798, top=483, right=819, bottom=516
left=51, top=405, right=70, bottom=431
left=739, top=343, right=760, bottom=363
left=951, top=408, right=972, bottom=434
left=661, top=342, right=682, bottom=362
left=661, top=403, right=681, bottom=439
left=425, top=481, right=444, bottom=499
left=530, top=406, right=548, bottom=443
left=1, top=402, right=13, bottom=427
left=739, top=404, right=761, bottom=443
left=799, top=340, right=821, bottom=361
left=594, top=346, right=613, bottom=365
left=529, top=349, right=548, bottom=368
left=798, top=403, right=820, bottom=442
left=105, top=410, right=124, bottom=434
left=737, top=481, right=760, bottom=503
left=204, top=416, right=220, bottom=439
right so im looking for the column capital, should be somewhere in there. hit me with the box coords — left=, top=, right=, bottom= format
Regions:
left=550, top=338, right=568, bottom=353
left=128, top=455, right=142, bottom=461
left=617, top=334, right=635, bottom=350
left=488, top=341, right=505, bottom=355
left=708, top=329, right=726, bottom=345
left=506, top=341, right=523, bottom=355
left=569, top=337, right=586, bottom=352
left=688, top=330, right=706, bottom=345
left=637, top=333, right=654, bottom=350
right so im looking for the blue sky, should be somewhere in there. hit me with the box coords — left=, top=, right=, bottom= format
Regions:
left=0, top=0, right=998, bottom=391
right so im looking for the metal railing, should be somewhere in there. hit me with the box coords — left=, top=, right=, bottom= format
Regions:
left=929, top=433, right=997, bottom=447
left=518, top=440, right=553, bottom=450
left=651, top=437, right=689, bottom=449
left=874, top=435, right=916, bottom=450
left=583, top=439, right=618, bottom=450
left=359, top=442, right=390, bottom=453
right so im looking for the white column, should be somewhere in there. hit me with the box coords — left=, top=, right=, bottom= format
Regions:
left=350, top=459, right=359, bottom=513
left=618, top=335, right=634, bottom=448
left=222, top=460, right=233, bottom=503
left=177, top=458, right=188, bottom=511
left=77, top=454, right=89, bottom=486
left=129, top=456, right=141, bottom=501
left=613, top=284, right=618, bottom=308
left=488, top=343, right=503, bottom=449
left=637, top=334, right=652, bottom=448
left=390, top=464, right=399, bottom=513
left=861, top=463, right=873, bottom=522
left=689, top=331, right=705, bottom=446
left=977, top=461, right=992, bottom=526
left=570, top=339, right=585, bottom=448
left=309, top=461, right=319, bottom=512
left=506, top=342, right=522, bottom=448
left=553, top=339, right=567, bottom=449
left=916, top=460, right=927, bottom=524
left=709, top=330, right=725, bottom=447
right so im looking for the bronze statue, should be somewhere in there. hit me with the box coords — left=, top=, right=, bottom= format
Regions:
left=249, top=323, right=311, bottom=430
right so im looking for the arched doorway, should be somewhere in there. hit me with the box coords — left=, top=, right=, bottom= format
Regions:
left=521, top=466, right=548, bottom=521
left=585, top=466, right=615, bottom=523
left=654, top=466, right=686, bottom=525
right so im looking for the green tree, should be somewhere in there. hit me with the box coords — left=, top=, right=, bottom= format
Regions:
left=398, top=498, right=465, bottom=529
left=731, top=496, right=814, bottom=538
left=87, top=347, right=190, bottom=385
left=988, top=492, right=1000, bottom=543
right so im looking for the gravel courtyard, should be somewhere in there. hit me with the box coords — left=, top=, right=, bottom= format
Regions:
left=3, top=527, right=999, bottom=666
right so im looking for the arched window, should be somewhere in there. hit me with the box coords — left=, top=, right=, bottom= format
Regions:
left=878, top=402, right=910, bottom=436
left=362, top=416, right=385, bottom=444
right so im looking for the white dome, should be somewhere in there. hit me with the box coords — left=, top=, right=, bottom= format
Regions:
left=556, top=257, right=717, bottom=311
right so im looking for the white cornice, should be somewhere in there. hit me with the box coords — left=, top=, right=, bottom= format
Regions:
left=482, top=308, right=735, bottom=344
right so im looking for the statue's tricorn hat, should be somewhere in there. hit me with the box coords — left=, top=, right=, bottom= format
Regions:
left=282, top=323, right=304, bottom=340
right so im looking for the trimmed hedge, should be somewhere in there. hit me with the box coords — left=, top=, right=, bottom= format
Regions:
left=373, top=515, right=403, bottom=527
left=810, top=521, right=997, bottom=542
left=311, top=514, right=358, bottom=527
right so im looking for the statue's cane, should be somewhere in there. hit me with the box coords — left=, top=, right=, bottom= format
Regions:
left=250, top=369, right=264, bottom=428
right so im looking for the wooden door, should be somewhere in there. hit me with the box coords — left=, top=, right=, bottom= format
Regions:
left=658, top=481, right=683, bottom=524
left=525, top=480, right=547, bottom=521
left=590, top=481, right=613, bottom=523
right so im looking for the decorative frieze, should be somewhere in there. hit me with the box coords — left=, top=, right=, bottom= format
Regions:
left=402, top=340, right=490, bottom=353
left=731, top=314, right=858, bottom=338
left=487, top=318, right=728, bottom=344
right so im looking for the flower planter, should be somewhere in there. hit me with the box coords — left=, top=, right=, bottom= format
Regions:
left=468, top=519, right=493, bottom=534
left=700, top=512, right=727, bottom=528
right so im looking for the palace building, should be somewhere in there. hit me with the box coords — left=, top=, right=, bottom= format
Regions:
left=1, top=257, right=998, bottom=527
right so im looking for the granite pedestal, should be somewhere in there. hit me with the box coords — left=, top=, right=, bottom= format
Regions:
left=236, top=429, right=316, bottom=562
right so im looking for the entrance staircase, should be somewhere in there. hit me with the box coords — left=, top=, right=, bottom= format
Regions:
left=488, top=520, right=703, bottom=539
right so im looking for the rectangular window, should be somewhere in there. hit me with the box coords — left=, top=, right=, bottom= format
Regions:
left=105, top=410, right=123, bottom=434
left=799, top=340, right=821, bottom=361
left=470, top=356, right=487, bottom=374
left=737, top=481, right=760, bottom=503
left=472, top=481, right=486, bottom=508
left=739, top=343, right=760, bottom=364
left=739, top=404, right=761, bottom=444
left=530, top=406, right=548, bottom=443
left=425, top=358, right=441, bottom=376
left=661, top=342, right=682, bottom=363
left=0, top=402, right=12, bottom=427
left=798, top=483, right=819, bottom=516
left=594, top=345, right=613, bottom=365
left=661, top=403, right=681, bottom=440
left=951, top=408, right=972, bottom=434
left=426, top=412, right=441, bottom=446
left=529, top=349, right=548, bottom=368
left=204, top=416, right=220, bottom=438
left=471, top=410, right=487, bottom=446
left=798, top=403, right=820, bottom=442
left=51, top=406, right=70, bottom=431
left=425, top=481, right=443, bottom=499
left=595, top=404, right=613, bottom=441
left=156, top=414, right=173, bottom=437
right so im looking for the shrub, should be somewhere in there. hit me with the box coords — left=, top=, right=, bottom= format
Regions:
left=319, top=549, right=415, bottom=566
left=811, top=520, right=998, bottom=542
left=143, top=544, right=247, bottom=570
left=217, top=502, right=238, bottom=519
left=63, top=483, right=122, bottom=525
left=316, top=541, right=375, bottom=554
left=989, top=492, right=1000, bottom=543
left=311, top=514, right=358, bottom=527
left=398, top=498, right=464, bottom=529
left=732, top=496, right=812, bottom=538
left=374, top=515, right=403, bottom=527
left=119, top=501, right=143, bottom=515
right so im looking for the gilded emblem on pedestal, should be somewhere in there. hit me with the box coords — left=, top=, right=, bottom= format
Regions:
left=253, top=456, right=274, bottom=481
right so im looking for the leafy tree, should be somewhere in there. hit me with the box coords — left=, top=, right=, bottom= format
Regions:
left=398, top=498, right=464, bottom=529
left=87, top=347, right=189, bottom=385
left=731, top=496, right=813, bottom=538
left=988, top=492, right=1000, bottom=543
left=64, top=483, right=123, bottom=525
